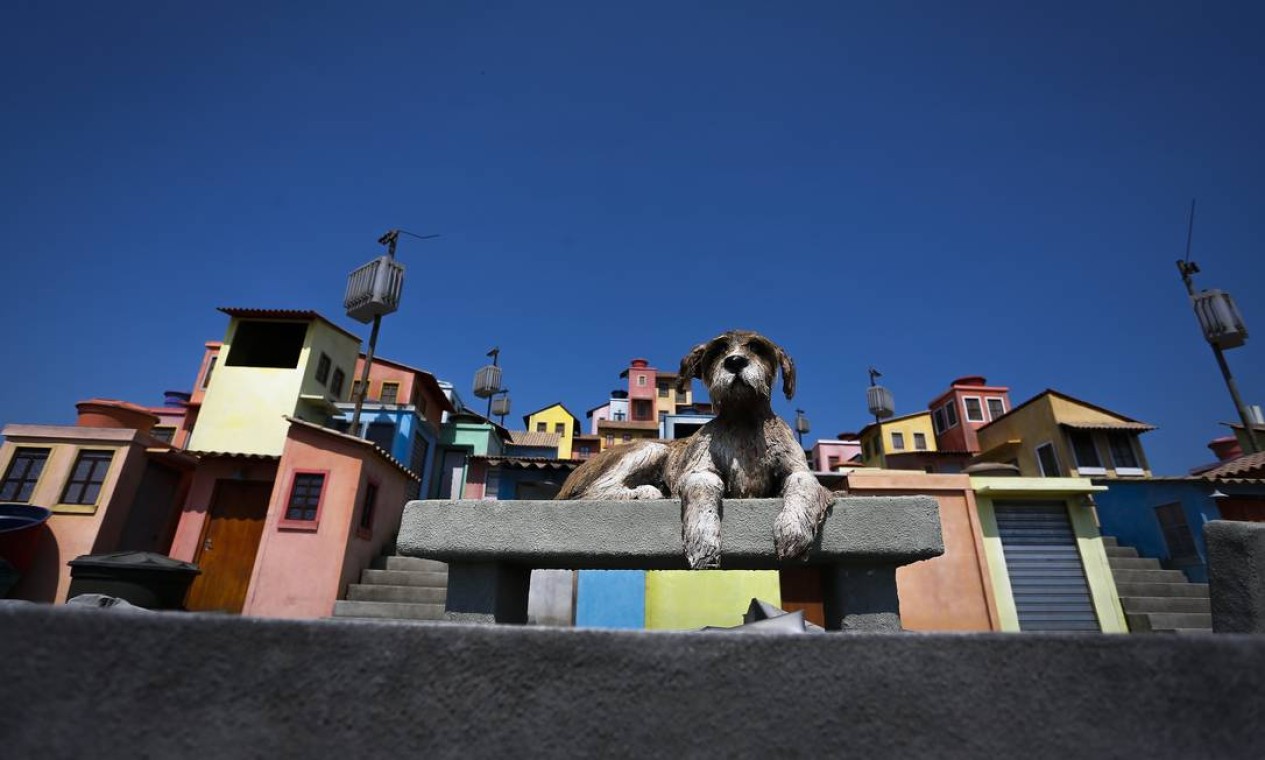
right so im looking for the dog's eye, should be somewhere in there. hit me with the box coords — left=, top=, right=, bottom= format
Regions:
left=748, top=341, right=772, bottom=358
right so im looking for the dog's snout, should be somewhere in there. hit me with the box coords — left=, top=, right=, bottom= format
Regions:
left=722, top=354, right=748, bottom=372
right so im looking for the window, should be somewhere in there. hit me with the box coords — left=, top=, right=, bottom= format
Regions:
left=637, top=375, right=646, bottom=386
left=963, top=397, right=984, bottom=423
left=315, top=353, right=331, bottom=385
left=891, top=432, right=905, bottom=450
left=555, top=422, right=565, bottom=435
left=284, top=473, right=325, bottom=523
left=827, top=456, right=840, bottom=470
left=0, top=448, right=49, bottom=502
left=60, top=450, right=114, bottom=505
left=613, top=411, right=626, bottom=421
left=578, top=445, right=591, bottom=456
left=605, top=435, right=614, bottom=447
left=201, top=355, right=217, bottom=389
left=622, top=434, right=632, bottom=443
left=914, top=432, right=927, bottom=450
left=351, top=379, right=363, bottom=401
left=407, top=431, right=429, bottom=501
left=932, top=407, right=946, bottom=435
left=536, top=422, right=547, bottom=432
left=380, top=382, right=399, bottom=405
left=986, top=397, right=1006, bottom=420
left=330, top=368, right=346, bottom=397
left=658, top=382, right=669, bottom=398
left=1155, top=503, right=1198, bottom=560
left=944, top=401, right=958, bottom=428
left=1108, top=433, right=1140, bottom=470
left=226, top=320, right=307, bottom=368
left=1068, top=430, right=1103, bottom=472
left=633, top=400, right=652, bottom=420
left=358, top=481, right=379, bottom=535
left=1035, top=443, right=1062, bottom=477
left=150, top=427, right=176, bottom=444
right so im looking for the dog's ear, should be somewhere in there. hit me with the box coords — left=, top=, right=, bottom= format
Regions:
left=677, top=337, right=719, bottom=392
left=775, top=344, right=796, bottom=399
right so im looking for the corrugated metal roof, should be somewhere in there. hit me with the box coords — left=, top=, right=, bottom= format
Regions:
left=508, top=430, right=562, bottom=447
left=1060, top=421, right=1156, bottom=432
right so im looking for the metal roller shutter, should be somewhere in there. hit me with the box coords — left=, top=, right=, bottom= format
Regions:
left=995, top=502, right=1100, bottom=632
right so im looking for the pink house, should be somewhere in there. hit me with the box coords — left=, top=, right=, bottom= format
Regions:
left=810, top=435, right=862, bottom=471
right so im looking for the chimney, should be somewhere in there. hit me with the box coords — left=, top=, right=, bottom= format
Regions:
left=1208, top=436, right=1243, bottom=463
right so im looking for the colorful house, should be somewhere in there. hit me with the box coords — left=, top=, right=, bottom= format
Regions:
left=810, top=435, right=862, bottom=472
left=975, top=389, right=1154, bottom=479
left=187, top=308, right=361, bottom=456
left=432, top=410, right=510, bottom=499
left=858, top=411, right=938, bottom=468
left=522, top=403, right=583, bottom=458
left=929, top=376, right=1012, bottom=453
left=0, top=400, right=196, bottom=603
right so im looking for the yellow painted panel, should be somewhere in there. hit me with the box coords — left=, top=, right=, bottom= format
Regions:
left=1068, top=504, right=1128, bottom=633
left=974, top=497, right=1021, bottom=632
left=525, top=405, right=576, bottom=458
left=644, top=570, right=781, bottom=630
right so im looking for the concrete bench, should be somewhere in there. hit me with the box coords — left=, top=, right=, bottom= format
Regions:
left=397, top=496, right=943, bottom=631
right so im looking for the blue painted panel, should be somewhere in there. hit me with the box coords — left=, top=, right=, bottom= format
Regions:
left=575, top=570, right=645, bottom=629
left=1093, top=480, right=1222, bottom=582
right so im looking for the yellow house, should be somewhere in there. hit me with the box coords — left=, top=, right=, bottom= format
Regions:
left=858, top=411, right=937, bottom=467
left=595, top=420, right=660, bottom=451
left=523, top=403, right=583, bottom=459
left=975, top=390, right=1154, bottom=479
left=971, top=475, right=1126, bottom=633
left=187, top=308, right=361, bottom=456
left=656, top=371, right=692, bottom=414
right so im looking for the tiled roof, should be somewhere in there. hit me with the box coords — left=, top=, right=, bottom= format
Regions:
left=1199, top=451, right=1265, bottom=480
left=508, top=430, right=563, bottom=447
left=218, top=307, right=361, bottom=343
left=469, top=455, right=582, bottom=470
left=185, top=450, right=281, bottom=461
left=977, top=388, right=1151, bottom=433
left=596, top=419, right=660, bottom=430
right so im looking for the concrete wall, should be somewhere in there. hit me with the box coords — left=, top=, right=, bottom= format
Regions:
left=3, top=606, right=1263, bottom=758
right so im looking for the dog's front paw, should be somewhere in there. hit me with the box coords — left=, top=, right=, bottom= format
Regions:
left=631, top=485, right=665, bottom=499
left=685, top=534, right=721, bottom=570
left=773, top=503, right=815, bottom=561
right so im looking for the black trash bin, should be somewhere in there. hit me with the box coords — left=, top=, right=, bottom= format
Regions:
left=67, top=551, right=201, bottom=610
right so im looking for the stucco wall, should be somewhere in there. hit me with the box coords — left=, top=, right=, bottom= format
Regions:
left=168, top=458, right=280, bottom=564
left=861, top=413, right=937, bottom=466
left=1092, top=479, right=1224, bottom=582
left=525, top=405, right=577, bottom=458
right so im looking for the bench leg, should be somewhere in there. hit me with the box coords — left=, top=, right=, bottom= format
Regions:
left=821, top=565, right=902, bottom=632
left=444, top=563, right=531, bottom=624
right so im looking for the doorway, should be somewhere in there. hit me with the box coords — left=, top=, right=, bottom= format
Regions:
left=184, top=480, right=273, bottom=613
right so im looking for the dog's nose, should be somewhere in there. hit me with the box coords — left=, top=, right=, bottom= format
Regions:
left=723, top=354, right=748, bottom=372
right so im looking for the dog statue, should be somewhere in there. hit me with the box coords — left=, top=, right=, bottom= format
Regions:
left=557, top=330, right=835, bottom=569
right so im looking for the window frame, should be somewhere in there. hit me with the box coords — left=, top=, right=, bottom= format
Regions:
left=1107, top=433, right=1143, bottom=474
left=657, top=382, right=669, bottom=398
left=536, top=422, right=547, bottom=432
left=932, top=407, right=946, bottom=435
left=201, top=355, right=218, bottom=389
left=605, top=435, right=614, bottom=447
left=943, top=401, right=959, bottom=429
left=554, top=422, right=566, bottom=435
left=891, top=431, right=905, bottom=451
left=330, top=368, right=346, bottom=398
left=1067, top=429, right=1105, bottom=475
left=0, top=447, right=51, bottom=503
left=58, top=449, right=115, bottom=507
left=150, top=426, right=177, bottom=444
left=356, top=478, right=380, bottom=539
left=1034, top=442, right=1062, bottom=477
left=986, top=397, right=1006, bottom=421
left=962, top=396, right=985, bottom=423
left=279, top=470, right=329, bottom=531
left=315, top=353, right=332, bottom=385
left=913, top=432, right=927, bottom=451
left=636, top=374, right=647, bottom=387
left=1154, top=502, right=1198, bottom=560
left=379, top=381, right=400, bottom=405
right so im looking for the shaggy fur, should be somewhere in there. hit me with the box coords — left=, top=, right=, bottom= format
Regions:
left=556, top=330, right=836, bottom=569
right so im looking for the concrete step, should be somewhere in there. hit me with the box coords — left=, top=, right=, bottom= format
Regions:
left=1126, top=612, right=1212, bottom=633
left=1100, top=536, right=1119, bottom=547
left=1108, top=556, right=1163, bottom=571
left=347, top=585, right=446, bottom=604
left=332, top=600, right=446, bottom=620
left=1119, top=596, right=1211, bottom=614
left=377, top=556, right=449, bottom=573
left=1110, top=568, right=1189, bottom=585
left=1115, top=582, right=1209, bottom=598
left=359, top=569, right=448, bottom=587
left=1104, top=546, right=1140, bottom=559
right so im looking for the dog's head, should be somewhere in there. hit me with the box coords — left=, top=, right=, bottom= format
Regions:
left=676, top=330, right=795, bottom=410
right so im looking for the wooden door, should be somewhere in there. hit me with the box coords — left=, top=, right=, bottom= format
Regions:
left=184, top=480, right=273, bottom=613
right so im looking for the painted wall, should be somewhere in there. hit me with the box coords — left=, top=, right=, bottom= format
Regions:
left=587, top=404, right=610, bottom=435
left=168, top=457, right=280, bottom=565
left=596, top=421, right=659, bottom=451
left=811, top=440, right=861, bottom=471
left=971, top=476, right=1127, bottom=633
left=1, top=427, right=151, bottom=603
left=187, top=342, right=221, bottom=408
left=333, top=406, right=438, bottom=500
left=241, top=423, right=414, bottom=619
left=645, top=571, right=781, bottom=630
left=575, top=570, right=645, bottom=628
left=626, top=360, right=657, bottom=404
left=525, top=405, right=578, bottom=458
left=1091, top=479, right=1233, bottom=582
left=352, top=358, right=416, bottom=410
left=189, top=318, right=359, bottom=456
left=929, top=385, right=1011, bottom=454
left=842, top=470, right=1000, bottom=631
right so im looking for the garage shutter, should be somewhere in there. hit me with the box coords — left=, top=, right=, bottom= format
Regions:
left=995, top=502, right=1100, bottom=631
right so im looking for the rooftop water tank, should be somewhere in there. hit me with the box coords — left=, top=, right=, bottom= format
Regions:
left=344, top=255, right=406, bottom=324
left=1191, top=289, right=1248, bottom=349
left=867, top=385, right=895, bottom=419
left=473, top=365, right=502, bottom=398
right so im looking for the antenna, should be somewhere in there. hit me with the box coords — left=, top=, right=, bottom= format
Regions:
left=1183, top=198, right=1196, bottom=265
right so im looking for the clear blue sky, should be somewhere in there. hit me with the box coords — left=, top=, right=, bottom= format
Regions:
left=2, top=1, right=1262, bottom=475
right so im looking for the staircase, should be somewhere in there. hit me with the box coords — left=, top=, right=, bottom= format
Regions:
left=1102, top=536, right=1211, bottom=633
left=332, top=555, right=448, bottom=622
